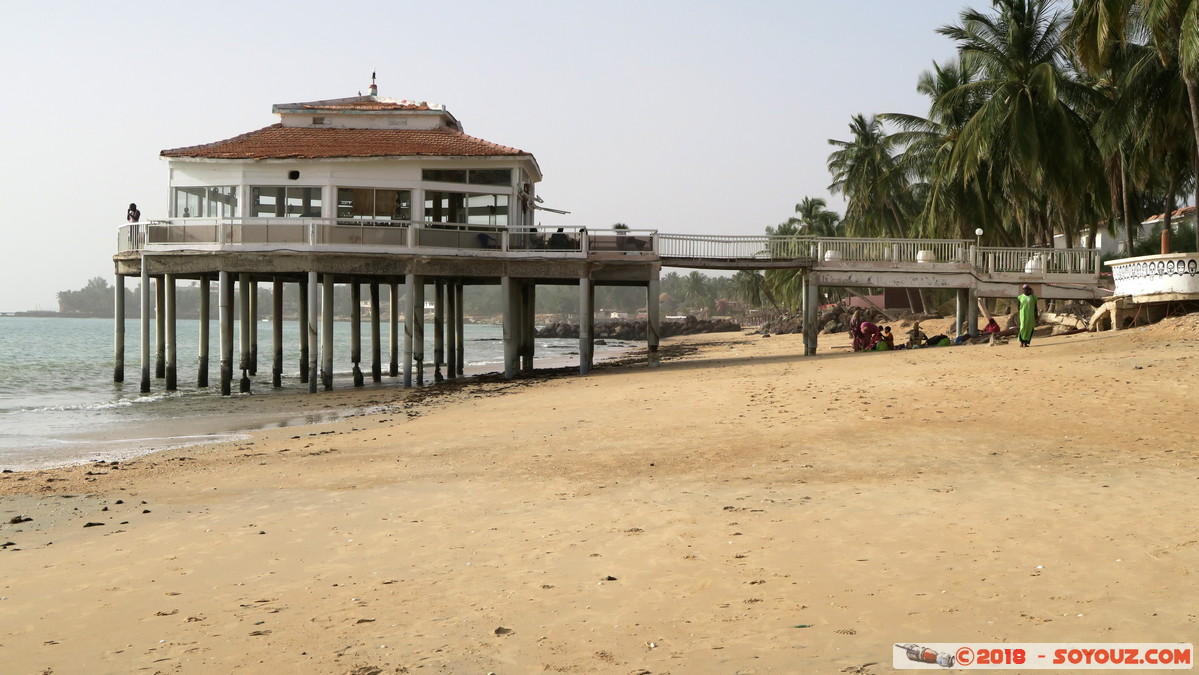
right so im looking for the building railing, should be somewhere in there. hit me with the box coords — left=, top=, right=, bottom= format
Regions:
left=117, top=220, right=1100, bottom=279
left=117, top=219, right=655, bottom=258
left=978, top=246, right=1100, bottom=275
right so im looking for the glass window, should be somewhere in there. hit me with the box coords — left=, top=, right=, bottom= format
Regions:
left=172, top=186, right=238, bottom=218
left=337, top=188, right=411, bottom=222
left=468, top=169, right=512, bottom=186
left=422, top=169, right=468, bottom=184
left=421, top=168, right=511, bottom=186
left=425, top=191, right=508, bottom=226
left=251, top=186, right=322, bottom=217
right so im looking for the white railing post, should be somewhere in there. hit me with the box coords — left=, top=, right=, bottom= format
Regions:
left=501, top=229, right=510, bottom=252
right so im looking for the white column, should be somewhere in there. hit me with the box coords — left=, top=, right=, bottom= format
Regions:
left=198, top=275, right=209, bottom=387
left=502, top=276, right=518, bottom=379
left=219, top=271, right=233, bottom=395
left=647, top=271, right=661, bottom=367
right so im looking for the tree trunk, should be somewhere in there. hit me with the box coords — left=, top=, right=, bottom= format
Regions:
left=1121, top=150, right=1133, bottom=257
left=1185, top=75, right=1199, bottom=252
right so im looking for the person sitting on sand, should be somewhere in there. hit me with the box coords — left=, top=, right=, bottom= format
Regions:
left=859, top=321, right=882, bottom=350
left=906, top=322, right=927, bottom=349
left=880, top=325, right=895, bottom=349
left=983, top=318, right=1001, bottom=335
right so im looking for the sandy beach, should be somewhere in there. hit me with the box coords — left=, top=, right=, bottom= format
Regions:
left=1, top=319, right=1197, bottom=674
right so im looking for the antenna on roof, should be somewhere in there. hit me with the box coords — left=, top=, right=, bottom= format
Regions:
left=369, top=71, right=377, bottom=97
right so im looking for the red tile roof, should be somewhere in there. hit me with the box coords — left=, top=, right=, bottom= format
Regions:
left=1143, top=206, right=1197, bottom=223
left=295, top=100, right=434, bottom=111
left=161, top=124, right=531, bottom=160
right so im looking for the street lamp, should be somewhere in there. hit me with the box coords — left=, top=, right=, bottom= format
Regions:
left=975, top=227, right=984, bottom=248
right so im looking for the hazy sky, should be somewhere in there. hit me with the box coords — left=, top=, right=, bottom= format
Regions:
left=0, top=0, right=980, bottom=312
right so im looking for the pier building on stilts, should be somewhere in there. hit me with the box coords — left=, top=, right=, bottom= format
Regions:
left=113, top=78, right=663, bottom=395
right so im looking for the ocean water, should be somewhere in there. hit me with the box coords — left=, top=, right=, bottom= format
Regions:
left=0, top=317, right=632, bottom=470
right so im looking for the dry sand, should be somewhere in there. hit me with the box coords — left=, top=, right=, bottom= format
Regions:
left=1, top=319, right=1197, bottom=674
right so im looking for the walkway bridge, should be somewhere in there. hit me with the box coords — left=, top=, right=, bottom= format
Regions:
left=113, top=220, right=1108, bottom=391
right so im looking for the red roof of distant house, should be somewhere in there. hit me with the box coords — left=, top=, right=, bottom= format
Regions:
left=1143, top=206, right=1197, bottom=223
left=160, top=124, right=531, bottom=160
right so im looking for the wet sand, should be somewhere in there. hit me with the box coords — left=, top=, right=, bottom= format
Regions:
left=1, top=320, right=1197, bottom=674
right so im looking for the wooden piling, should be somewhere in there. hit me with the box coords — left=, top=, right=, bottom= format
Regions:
left=369, top=282, right=381, bottom=382
left=802, top=271, right=818, bottom=356
left=403, top=275, right=414, bottom=388
left=578, top=279, right=594, bottom=375
left=455, top=283, right=465, bottom=376
left=445, top=280, right=457, bottom=379
left=219, top=271, right=233, bottom=396
left=238, top=273, right=251, bottom=393
left=306, top=272, right=318, bottom=394
left=198, top=275, right=209, bottom=387
left=502, top=276, right=518, bottom=379
left=520, top=282, right=536, bottom=373
left=413, top=277, right=425, bottom=386
left=155, top=277, right=165, bottom=379
left=321, top=274, right=334, bottom=390
left=647, top=274, right=661, bottom=367
left=139, top=262, right=150, bottom=393
left=434, top=281, right=445, bottom=382
left=164, top=274, right=177, bottom=391
left=389, top=282, right=399, bottom=378
left=351, top=280, right=364, bottom=387
left=299, top=277, right=309, bottom=384
left=113, top=273, right=125, bottom=383
left=249, top=281, right=258, bottom=377
left=272, top=278, right=283, bottom=388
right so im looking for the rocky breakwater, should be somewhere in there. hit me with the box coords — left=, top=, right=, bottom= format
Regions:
left=537, top=316, right=741, bottom=340
left=756, top=305, right=941, bottom=335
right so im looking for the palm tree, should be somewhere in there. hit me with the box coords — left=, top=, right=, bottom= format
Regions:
left=883, top=57, right=1009, bottom=242
left=730, top=270, right=777, bottom=311
left=683, top=271, right=710, bottom=313
left=793, top=197, right=844, bottom=237
left=1070, top=0, right=1199, bottom=250
left=827, top=114, right=914, bottom=237
left=939, top=0, right=1108, bottom=247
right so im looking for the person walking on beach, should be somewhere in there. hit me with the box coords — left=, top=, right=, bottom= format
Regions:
left=1017, top=284, right=1038, bottom=347
left=127, top=203, right=141, bottom=223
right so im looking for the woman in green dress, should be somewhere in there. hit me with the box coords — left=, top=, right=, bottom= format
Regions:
left=1017, top=284, right=1038, bottom=347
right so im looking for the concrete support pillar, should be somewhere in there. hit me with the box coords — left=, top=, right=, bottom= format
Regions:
left=445, top=280, right=458, bottom=379
left=501, top=276, right=519, bottom=379
left=248, top=281, right=258, bottom=376
left=351, top=281, right=364, bottom=387
left=198, top=276, right=209, bottom=388
left=647, top=272, right=661, bottom=367
left=433, top=281, right=445, bottom=382
left=238, top=273, right=251, bottom=393
left=455, top=283, right=465, bottom=376
left=113, top=273, right=125, bottom=383
left=140, top=263, right=151, bottom=393
left=321, top=274, right=334, bottom=390
left=967, top=287, right=979, bottom=336
left=403, top=274, right=415, bottom=388
left=520, top=282, right=536, bottom=373
left=219, top=271, right=233, bottom=396
left=413, top=277, right=425, bottom=386
left=955, top=288, right=967, bottom=337
left=299, top=277, right=309, bottom=384
left=369, top=283, right=381, bottom=383
left=306, top=272, right=319, bottom=393
left=164, top=274, right=177, bottom=391
left=802, top=272, right=819, bottom=356
left=389, top=282, right=400, bottom=378
left=579, top=278, right=594, bottom=375
left=155, top=277, right=165, bottom=379
left=272, top=278, right=283, bottom=388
